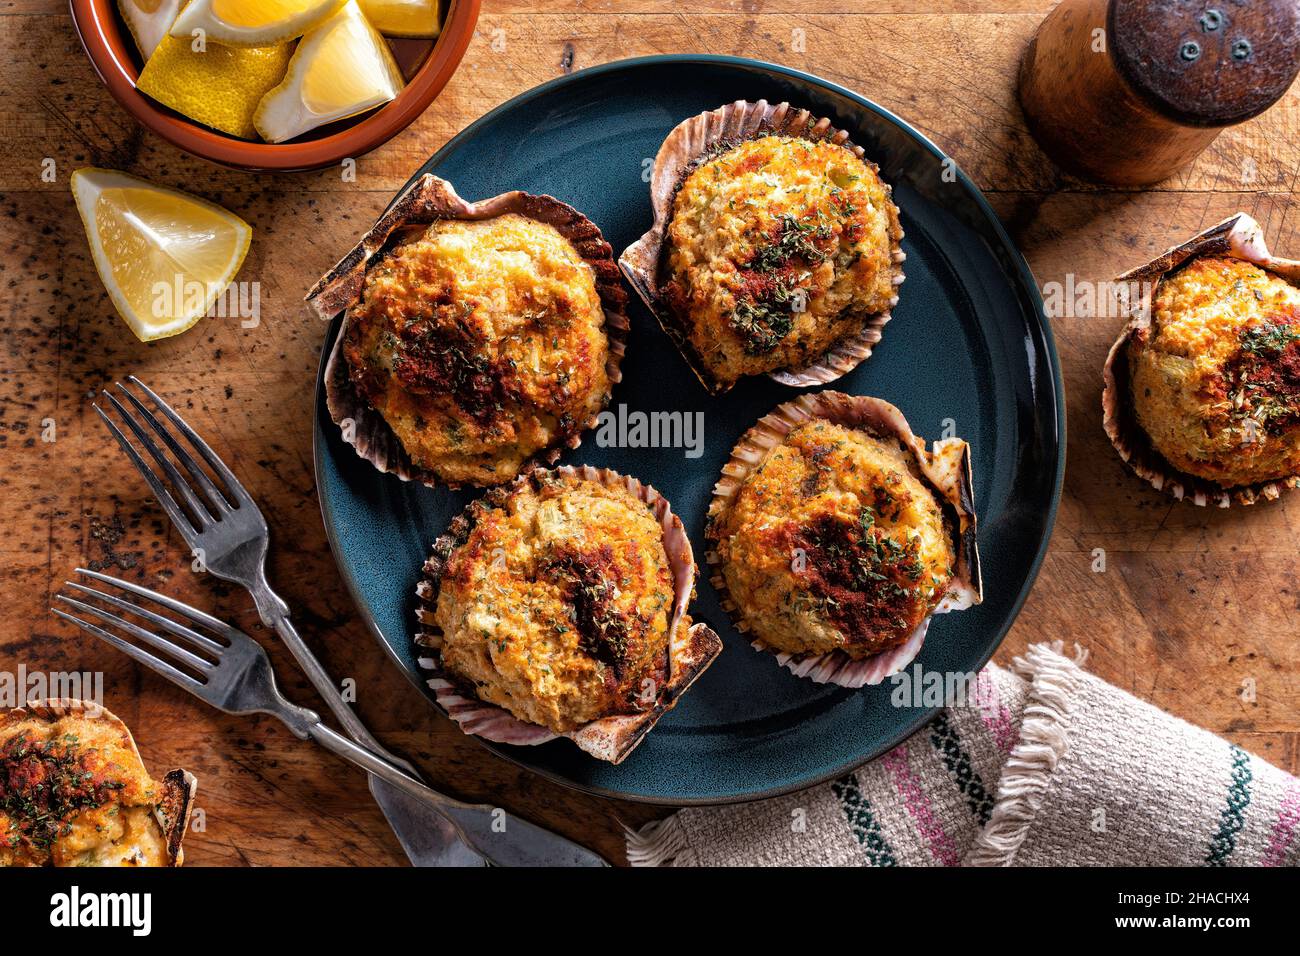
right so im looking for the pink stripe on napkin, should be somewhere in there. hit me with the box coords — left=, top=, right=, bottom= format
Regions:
left=975, top=670, right=1018, bottom=757
left=1261, top=784, right=1300, bottom=867
left=883, top=745, right=960, bottom=866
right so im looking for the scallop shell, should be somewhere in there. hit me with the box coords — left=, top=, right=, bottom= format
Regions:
left=705, top=391, right=981, bottom=687
left=305, top=174, right=630, bottom=490
left=619, top=99, right=906, bottom=395
left=413, top=465, right=724, bottom=764
left=1103, top=212, right=1300, bottom=507
left=1, top=699, right=197, bottom=866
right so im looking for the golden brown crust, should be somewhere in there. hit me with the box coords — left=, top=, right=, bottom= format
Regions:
left=343, top=215, right=611, bottom=486
left=1104, top=212, right=1300, bottom=506
left=1129, top=256, right=1300, bottom=488
left=311, top=175, right=628, bottom=490
left=415, top=465, right=724, bottom=762
left=431, top=472, right=679, bottom=732
left=619, top=101, right=905, bottom=396
left=708, top=420, right=956, bottom=659
left=662, top=136, right=899, bottom=392
left=0, top=702, right=194, bottom=867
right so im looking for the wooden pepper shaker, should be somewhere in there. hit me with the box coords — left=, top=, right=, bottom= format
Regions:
left=1018, top=0, right=1300, bottom=186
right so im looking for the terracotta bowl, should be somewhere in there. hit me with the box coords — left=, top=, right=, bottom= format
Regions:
left=69, top=0, right=481, bottom=172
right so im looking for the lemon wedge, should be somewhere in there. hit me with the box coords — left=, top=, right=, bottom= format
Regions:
left=137, top=32, right=291, bottom=139
left=169, top=0, right=346, bottom=46
left=254, top=1, right=404, bottom=144
left=119, top=0, right=183, bottom=59
left=71, top=169, right=252, bottom=342
left=358, top=0, right=440, bottom=38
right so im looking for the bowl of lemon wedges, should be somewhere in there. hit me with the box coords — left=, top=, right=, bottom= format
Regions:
left=70, top=0, right=480, bottom=171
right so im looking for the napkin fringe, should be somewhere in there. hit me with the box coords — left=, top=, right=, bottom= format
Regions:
left=964, top=642, right=1085, bottom=866
left=626, top=817, right=697, bottom=867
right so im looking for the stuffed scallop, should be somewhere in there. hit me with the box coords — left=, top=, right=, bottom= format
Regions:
left=662, top=136, right=899, bottom=391
left=436, top=473, right=676, bottom=731
left=308, top=175, right=628, bottom=488
left=1, top=702, right=195, bottom=867
left=621, top=101, right=905, bottom=395
left=1130, top=257, right=1300, bottom=487
left=713, top=420, right=955, bottom=658
left=1105, top=213, right=1300, bottom=505
left=415, top=466, right=723, bottom=764
left=707, top=392, right=980, bottom=687
left=343, top=214, right=611, bottom=486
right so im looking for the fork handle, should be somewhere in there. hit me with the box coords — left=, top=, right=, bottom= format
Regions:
left=252, top=582, right=602, bottom=863
left=305, top=723, right=608, bottom=867
left=307, top=722, right=458, bottom=809
left=257, top=594, right=414, bottom=772
left=270, top=614, right=381, bottom=745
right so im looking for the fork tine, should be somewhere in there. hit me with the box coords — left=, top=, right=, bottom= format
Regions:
left=54, top=594, right=215, bottom=674
left=101, top=389, right=214, bottom=528
left=127, top=376, right=253, bottom=508
left=73, top=568, right=247, bottom=645
left=52, top=608, right=205, bottom=691
left=63, top=580, right=226, bottom=655
left=93, top=403, right=199, bottom=540
left=114, top=381, right=232, bottom=515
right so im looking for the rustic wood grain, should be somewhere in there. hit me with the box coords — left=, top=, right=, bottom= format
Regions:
left=1, top=0, right=1296, bottom=867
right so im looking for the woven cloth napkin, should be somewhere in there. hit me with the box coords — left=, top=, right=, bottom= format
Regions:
left=627, top=643, right=1300, bottom=866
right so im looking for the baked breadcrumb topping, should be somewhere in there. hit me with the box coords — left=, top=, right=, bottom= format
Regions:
left=435, top=475, right=680, bottom=732
left=1131, top=256, right=1300, bottom=487
left=662, top=135, right=898, bottom=390
left=710, top=420, right=954, bottom=658
left=346, top=214, right=610, bottom=486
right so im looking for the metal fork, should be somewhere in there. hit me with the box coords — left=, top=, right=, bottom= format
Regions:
left=93, top=377, right=598, bottom=866
left=53, top=570, right=606, bottom=867
left=94, top=377, right=476, bottom=865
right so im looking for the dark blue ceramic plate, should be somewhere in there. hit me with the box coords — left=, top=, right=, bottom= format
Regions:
left=313, top=55, right=1064, bottom=805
